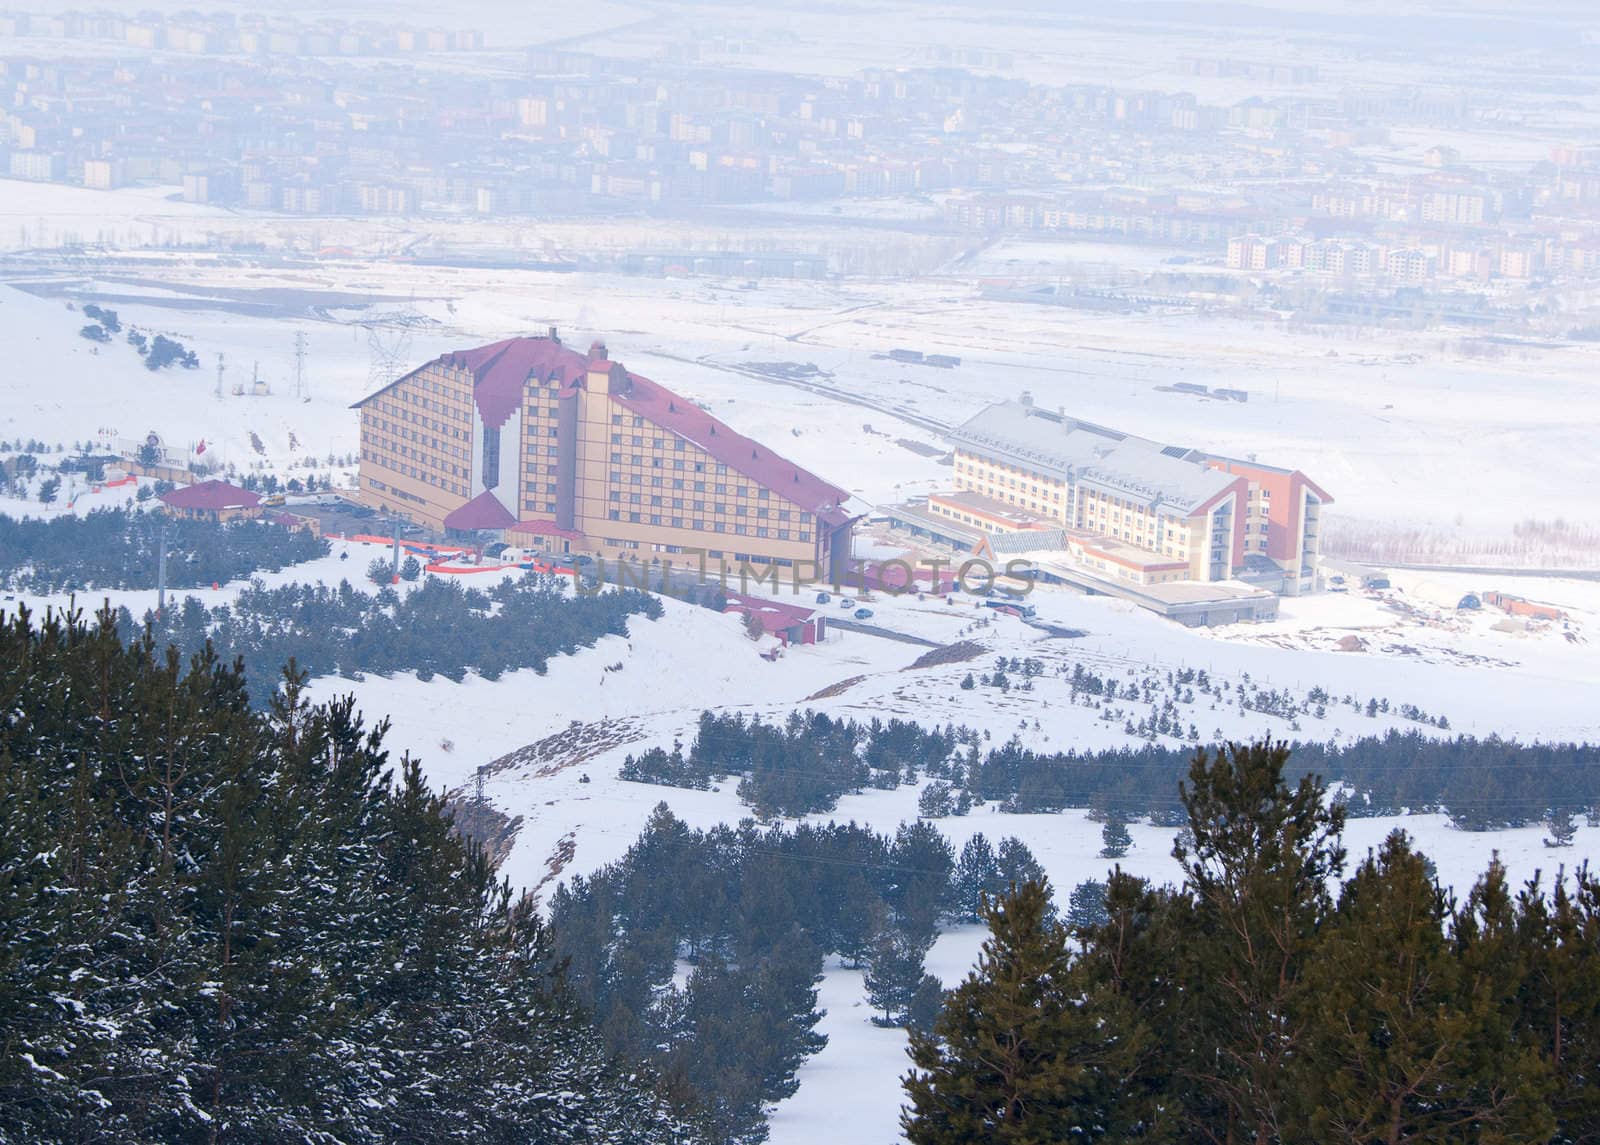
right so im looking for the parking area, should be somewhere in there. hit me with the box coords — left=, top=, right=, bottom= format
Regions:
left=270, top=499, right=435, bottom=541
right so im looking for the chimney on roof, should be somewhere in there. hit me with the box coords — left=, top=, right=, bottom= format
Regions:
left=751, top=448, right=759, bottom=459
left=668, top=400, right=676, bottom=412
left=548, top=325, right=560, bottom=344
left=1019, top=389, right=1034, bottom=408
left=588, top=339, right=608, bottom=361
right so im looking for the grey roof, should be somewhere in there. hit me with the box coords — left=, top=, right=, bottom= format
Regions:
left=947, top=401, right=1239, bottom=514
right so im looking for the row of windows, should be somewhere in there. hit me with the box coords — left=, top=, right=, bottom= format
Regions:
left=367, top=410, right=470, bottom=445
left=363, top=450, right=469, bottom=498
left=607, top=491, right=794, bottom=519
left=604, top=510, right=810, bottom=540
left=368, top=440, right=470, bottom=480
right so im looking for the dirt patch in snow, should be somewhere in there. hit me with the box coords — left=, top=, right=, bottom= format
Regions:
left=445, top=796, right=524, bottom=870
left=485, top=716, right=648, bottom=780
left=805, top=674, right=866, bottom=700
left=904, top=639, right=985, bottom=670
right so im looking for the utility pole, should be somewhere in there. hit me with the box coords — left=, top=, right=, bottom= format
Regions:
left=294, top=330, right=308, bottom=401
left=156, top=519, right=169, bottom=618
left=215, top=352, right=226, bottom=400
left=391, top=512, right=402, bottom=581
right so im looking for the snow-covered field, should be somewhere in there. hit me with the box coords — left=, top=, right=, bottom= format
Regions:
left=4, top=168, right=1600, bottom=1141
left=7, top=246, right=1600, bottom=549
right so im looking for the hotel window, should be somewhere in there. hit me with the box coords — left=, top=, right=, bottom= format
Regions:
left=629, top=512, right=641, bottom=523
left=609, top=510, right=621, bottom=521
left=481, top=426, right=501, bottom=490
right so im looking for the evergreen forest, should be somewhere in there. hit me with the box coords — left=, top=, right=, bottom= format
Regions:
left=0, top=508, right=328, bottom=594
left=623, top=707, right=1599, bottom=829
left=904, top=740, right=1600, bottom=1144
left=0, top=605, right=700, bottom=1143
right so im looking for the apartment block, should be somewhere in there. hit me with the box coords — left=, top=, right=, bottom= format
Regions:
left=353, top=334, right=856, bottom=576
left=922, top=397, right=1329, bottom=595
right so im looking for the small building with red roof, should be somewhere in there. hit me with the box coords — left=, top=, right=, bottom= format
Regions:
left=158, top=479, right=262, bottom=523
left=723, top=591, right=825, bottom=646
left=352, top=330, right=857, bottom=578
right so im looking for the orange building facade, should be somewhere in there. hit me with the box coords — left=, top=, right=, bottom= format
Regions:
left=353, top=333, right=856, bottom=576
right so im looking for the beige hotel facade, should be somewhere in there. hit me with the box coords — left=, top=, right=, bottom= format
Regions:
left=353, top=333, right=856, bottom=576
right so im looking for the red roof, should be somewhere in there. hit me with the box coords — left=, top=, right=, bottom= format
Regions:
left=724, top=591, right=818, bottom=636
left=438, top=337, right=588, bottom=431
left=508, top=518, right=586, bottom=541
left=160, top=480, right=260, bottom=512
left=609, top=370, right=850, bottom=518
left=371, top=335, right=852, bottom=518
left=442, top=490, right=517, bottom=531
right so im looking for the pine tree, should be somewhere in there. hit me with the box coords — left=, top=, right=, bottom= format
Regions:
left=865, top=919, right=934, bottom=1027
left=1067, top=880, right=1109, bottom=931
left=903, top=878, right=1140, bottom=1143
left=1545, top=806, right=1577, bottom=848
left=1169, top=740, right=1346, bottom=1142
left=1293, top=830, right=1541, bottom=1143
left=953, top=833, right=1002, bottom=923
left=1100, top=818, right=1132, bottom=858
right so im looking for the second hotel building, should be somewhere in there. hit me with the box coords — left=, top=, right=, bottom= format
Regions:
left=353, top=332, right=857, bottom=576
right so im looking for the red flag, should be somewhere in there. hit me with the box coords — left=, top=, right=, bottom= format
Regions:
left=195, top=439, right=207, bottom=455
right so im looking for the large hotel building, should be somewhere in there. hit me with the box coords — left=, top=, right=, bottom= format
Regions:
left=352, top=333, right=856, bottom=574
left=920, top=396, right=1330, bottom=596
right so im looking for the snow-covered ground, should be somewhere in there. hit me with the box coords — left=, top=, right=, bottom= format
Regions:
left=10, top=528, right=1596, bottom=1144
left=4, top=166, right=1600, bottom=1142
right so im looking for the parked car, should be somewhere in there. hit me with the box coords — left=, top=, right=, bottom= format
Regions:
left=983, top=599, right=1036, bottom=619
left=815, top=591, right=832, bottom=604
left=853, top=607, right=874, bottom=620
left=839, top=598, right=854, bottom=608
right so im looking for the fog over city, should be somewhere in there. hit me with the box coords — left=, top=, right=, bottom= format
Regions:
left=3, top=3, right=1600, bottom=1142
